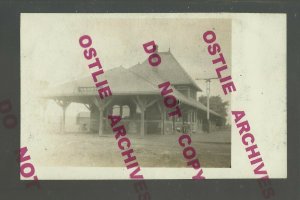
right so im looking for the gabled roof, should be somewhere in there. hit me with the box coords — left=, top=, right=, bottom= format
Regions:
left=45, top=66, right=159, bottom=97
left=44, top=52, right=221, bottom=118
left=130, top=51, right=202, bottom=91
left=126, top=55, right=220, bottom=117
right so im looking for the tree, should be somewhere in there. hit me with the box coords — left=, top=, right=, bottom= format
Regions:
left=198, top=95, right=229, bottom=124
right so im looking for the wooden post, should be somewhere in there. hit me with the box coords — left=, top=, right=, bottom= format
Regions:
left=55, top=99, right=70, bottom=133
left=161, top=111, right=165, bottom=135
left=120, top=105, right=123, bottom=118
left=195, top=111, right=198, bottom=132
left=62, top=106, right=66, bottom=132
left=193, top=111, right=195, bottom=122
left=92, top=97, right=112, bottom=137
left=189, top=111, right=192, bottom=132
left=161, top=108, right=165, bottom=135
left=140, top=108, right=145, bottom=137
left=188, top=111, right=191, bottom=123
left=99, top=107, right=104, bottom=136
left=133, top=96, right=157, bottom=137
left=157, top=103, right=165, bottom=135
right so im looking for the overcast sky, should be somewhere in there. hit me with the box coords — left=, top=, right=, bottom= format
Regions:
left=21, top=14, right=231, bottom=121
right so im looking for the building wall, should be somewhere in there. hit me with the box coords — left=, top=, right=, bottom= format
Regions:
left=88, top=98, right=222, bottom=135
left=174, top=84, right=197, bottom=100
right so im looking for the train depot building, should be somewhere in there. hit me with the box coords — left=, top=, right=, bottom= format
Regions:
left=45, top=51, right=225, bottom=136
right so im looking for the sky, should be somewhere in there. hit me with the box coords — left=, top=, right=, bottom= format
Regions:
left=21, top=13, right=232, bottom=122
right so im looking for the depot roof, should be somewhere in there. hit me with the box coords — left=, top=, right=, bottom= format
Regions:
left=44, top=51, right=221, bottom=118
left=130, top=52, right=202, bottom=91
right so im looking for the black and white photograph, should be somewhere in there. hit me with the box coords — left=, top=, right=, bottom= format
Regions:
left=20, top=13, right=286, bottom=180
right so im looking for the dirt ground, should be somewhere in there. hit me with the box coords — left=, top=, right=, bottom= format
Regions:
left=29, top=129, right=231, bottom=168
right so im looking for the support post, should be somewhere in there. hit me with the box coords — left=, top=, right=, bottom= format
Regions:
left=120, top=105, right=123, bottom=118
left=161, top=111, right=165, bottom=135
left=62, top=106, right=66, bottom=132
left=55, top=99, right=70, bottom=133
left=140, top=108, right=145, bottom=137
left=133, top=96, right=158, bottom=137
left=206, top=80, right=211, bottom=133
left=99, top=107, right=104, bottom=136
left=194, top=111, right=198, bottom=132
left=157, top=103, right=165, bottom=135
left=92, top=97, right=112, bottom=136
left=181, top=112, right=184, bottom=133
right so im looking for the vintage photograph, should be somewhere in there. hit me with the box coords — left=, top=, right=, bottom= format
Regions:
left=21, top=14, right=231, bottom=173
left=21, top=13, right=286, bottom=180
left=0, top=0, right=293, bottom=198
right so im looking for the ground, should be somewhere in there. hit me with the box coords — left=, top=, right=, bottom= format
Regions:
left=29, top=129, right=231, bottom=168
